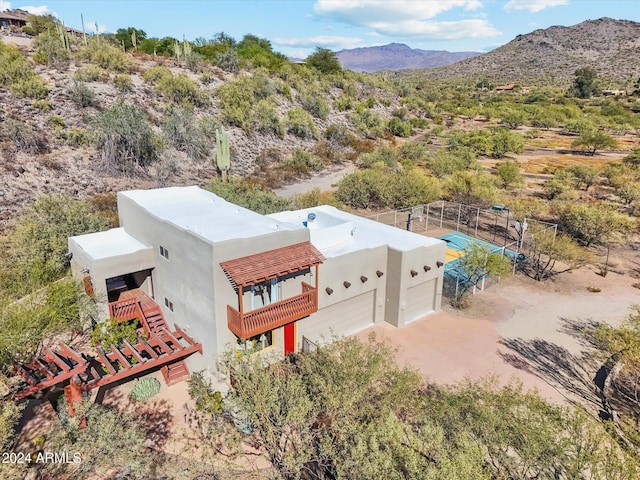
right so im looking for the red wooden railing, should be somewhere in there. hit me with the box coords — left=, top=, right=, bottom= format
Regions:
left=227, top=282, right=318, bottom=339
left=109, top=297, right=143, bottom=322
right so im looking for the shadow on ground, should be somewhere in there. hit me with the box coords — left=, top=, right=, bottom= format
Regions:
left=499, top=317, right=608, bottom=408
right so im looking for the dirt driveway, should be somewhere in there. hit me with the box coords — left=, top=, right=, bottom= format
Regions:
left=356, top=264, right=639, bottom=405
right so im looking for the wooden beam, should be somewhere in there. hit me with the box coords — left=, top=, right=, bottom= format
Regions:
left=34, top=359, right=55, bottom=379
left=159, top=329, right=184, bottom=351
left=137, top=337, right=159, bottom=359
left=123, top=340, right=145, bottom=364
left=109, top=345, right=131, bottom=370
left=149, top=330, right=173, bottom=355
left=95, top=347, right=117, bottom=375
left=44, top=348, right=71, bottom=372
left=58, top=344, right=86, bottom=368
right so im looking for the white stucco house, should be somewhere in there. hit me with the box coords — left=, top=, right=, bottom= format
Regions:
left=67, top=186, right=446, bottom=382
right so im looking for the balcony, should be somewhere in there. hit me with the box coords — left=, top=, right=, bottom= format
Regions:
left=228, top=282, right=318, bottom=339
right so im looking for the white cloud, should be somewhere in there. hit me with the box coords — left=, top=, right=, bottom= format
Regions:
left=20, top=5, right=53, bottom=15
left=0, top=1, right=11, bottom=11
left=314, top=0, right=483, bottom=24
left=369, top=19, right=500, bottom=39
left=272, top=35, right=363, bottom=50
left=504, top=0, right=569, bottom=13
left=85, top=21, right=110, bottom=34
left=312, top=1, right=498, bottom=40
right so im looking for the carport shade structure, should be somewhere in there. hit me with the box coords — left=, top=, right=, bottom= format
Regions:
left=220, top=241, right=325, bottom=339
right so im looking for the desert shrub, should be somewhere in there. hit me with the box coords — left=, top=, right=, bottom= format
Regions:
left=48, top=115, right=66, bottom=130
left=184, top=51, right=205, bottom=73
left=0, top=42, right=32, bottom=86
left=360, top=146, right=399, bottom=169
left=67, top=80, right=97, bottom=107
left=10, top=76, right=49, bottom=99
left=495, top=160, right=525, bottom=189
left=113, top=74, right=133, bottom=92
left=291, top=188, right=345, bottom=210
left=252, top=99, right=285, bottom=137
left=63, top=128, right=91, bottom=147
left=91, top=100, right=159, bottom=175
left=299, top=92, right=331, bottom=119
left=33, top=32, right=69, bottom=66
left=282, top=148, right=323, bottom=174
left=32, top=99, right=52, bottom=111
left=336, top=169, right=389, bottom=209
left=188, top=371, right=224, bottom=414
left=73, top=64, right=105, bottom=82
left=91, top=317, right=139, bottom=349
left=324, top=124, right=354, bottom=145
left=0, top=118, right=49, bottom=154
left=387, top=117, right=412, bottom=137
left=161, top=106, right=213, bottom=161
left=206, top=177, right=291, bottom=214
left=286, top=107, right=317, bottom=139
left=78, top=40, right=132, bottom=72
left=157, top=73, right=209, bottom=106
left=389, top=170, right=441, bottom=208
left=129, top=377, right=161, bottom=402
left=215, top=49, right=240, bottom=73
left=334, top=95, right=354, bottom=111
left=350, top=109, right=383, bottom=137
left=142, top=65, right=172, bottom=83
left=398, top=141, right=430, bottom=165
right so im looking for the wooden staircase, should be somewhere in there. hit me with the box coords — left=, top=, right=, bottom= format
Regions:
left=115, top=290, right=191, bottom=386
left=14, top=290, right=201, bottom=400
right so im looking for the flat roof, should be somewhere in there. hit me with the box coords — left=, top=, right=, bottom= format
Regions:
left=120, top=186, right=301, bottom=243
left=70, top=227, right=151, bottom=260
left=269, top=206, right=444, bottom=257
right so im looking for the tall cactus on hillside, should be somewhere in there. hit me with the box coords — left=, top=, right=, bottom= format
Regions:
left=216, top=128, right=231, bottom=181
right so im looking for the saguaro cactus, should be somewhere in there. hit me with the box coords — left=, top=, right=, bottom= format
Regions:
left=216, top=128, right=231, bottom=181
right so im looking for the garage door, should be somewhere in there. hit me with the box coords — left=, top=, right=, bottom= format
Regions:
left=405, top=279, right=437, bottom=323
left=299, top=290, right=376, bottom=344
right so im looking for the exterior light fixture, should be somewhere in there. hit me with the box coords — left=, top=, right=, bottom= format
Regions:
left=325, top=287, right=333, bottom=295
left=376, top=270, right=384, bottom=277
left=436, top=261, right=444, bottom=268
left=410, top=270, right=418, bottom=277
left=360, top=276, right=368, bottom=283
left=423, top=265, right=431, bottom=272
left=343, top=281, right=351, bottom=288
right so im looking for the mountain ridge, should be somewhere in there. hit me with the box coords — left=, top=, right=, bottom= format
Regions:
left=336, top=43, right=481, bottom=72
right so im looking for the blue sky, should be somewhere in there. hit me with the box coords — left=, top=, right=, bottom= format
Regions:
left=2, top=1, right=638, bottom=57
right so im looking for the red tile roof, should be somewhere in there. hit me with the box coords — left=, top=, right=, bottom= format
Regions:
left=220, top=241, right=325, bottom=287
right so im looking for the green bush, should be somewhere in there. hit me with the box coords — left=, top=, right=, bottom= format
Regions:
left=91, top=317, right=139, bottom=349
left=157, top=73, right=209, bottom=106
left=0, top=118, right=49, bottom=154
left=73, top=64, right=105, bottom=82
left=161, top=106, right=214, bottom=161
left=33, top=32, right=69, bottom=66
left=252, top=99, right=285, bottom=137
left=78, top=40, right=132, bottom=72
left=299, top=92, right=330, bottom=119
left=129, top=377, right=161, bottom=402
left=286, top=107, right=317, bottom=139
left=10, top=76, right=49, bottom=99
left=113, top=74, right=133, bottom=92
left=92, top=100, right=159, bottom=175
left=187, top=371, right=224, bottom=414
left=67, top=80, right=97, bottom=107
left=334, top=95, right=354, bottom=111
left=387, top=117, right=412, bottom=137
left=142, top=65, right=172, bottom=83
left=206, top=177, right=291, bottom=214
left=63, top=128, right=91, bottom=147
left=282, top=148, right=323, bottom=174
left=0, top=42, right=33, bottom=86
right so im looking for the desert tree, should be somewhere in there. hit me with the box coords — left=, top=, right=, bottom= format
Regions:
left=568, top=66, right=599, bottom=99
left=305, top=47, right=342, bottom=74
left=572, top=131, right=617, bottom=156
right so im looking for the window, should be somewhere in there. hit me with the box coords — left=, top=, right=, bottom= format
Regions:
left=236, top=330, right=274, bottom=355
left=164, top=297, right=174, bottom=312
left=159, top=245, right=169, bottom=260
left=250, top=278, right=280, bottom=309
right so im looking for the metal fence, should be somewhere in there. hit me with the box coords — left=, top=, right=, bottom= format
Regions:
left=366, top=200, right=558, bottom=297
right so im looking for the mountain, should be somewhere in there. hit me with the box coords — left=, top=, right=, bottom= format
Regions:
left=336, top=43, right=481, bottom=72
left=419, top=18, right=640, bottom=85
